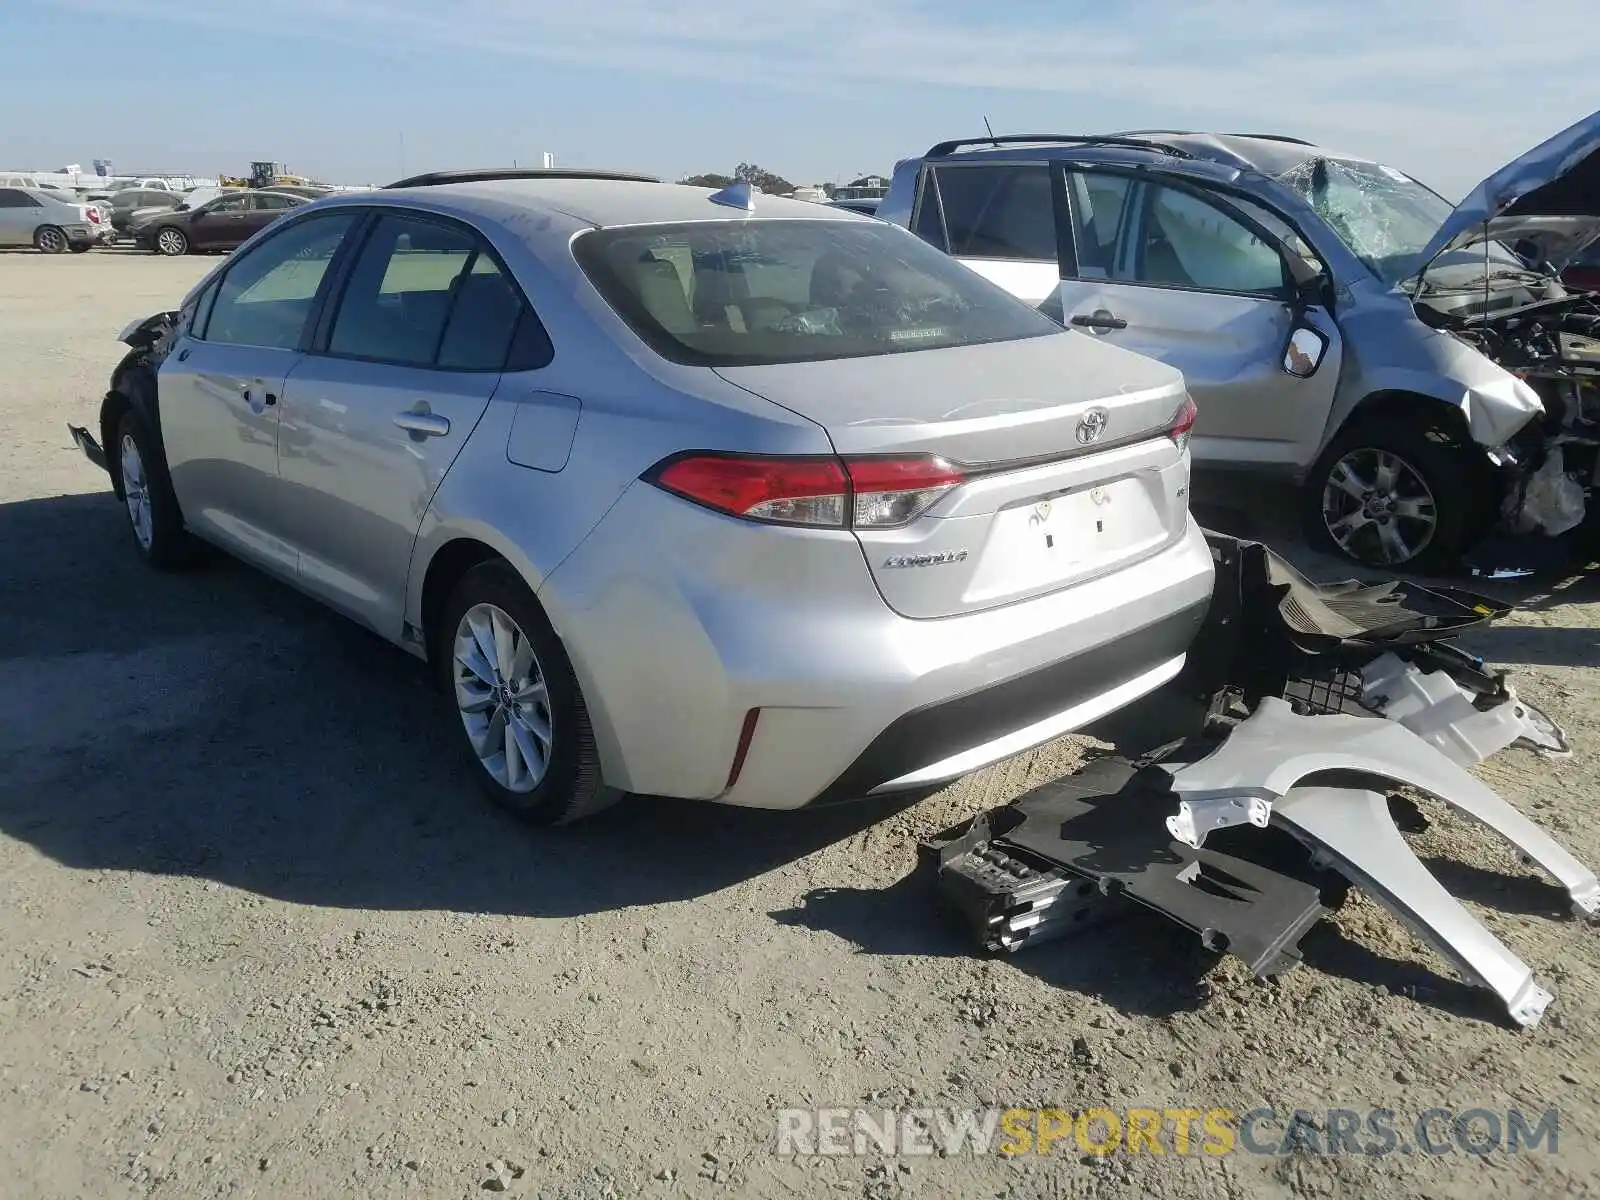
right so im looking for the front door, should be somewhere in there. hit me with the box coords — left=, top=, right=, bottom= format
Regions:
left=157, top=209, right=362, bottom=573
left=275, top=211, right=528, bottom=636
left=187, top=192, right=254, bottom=249
left=1057, top=171, right=1343, bottom=471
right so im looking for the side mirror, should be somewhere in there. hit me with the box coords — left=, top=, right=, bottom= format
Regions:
left=1283, top=324, right=1329, bottom=378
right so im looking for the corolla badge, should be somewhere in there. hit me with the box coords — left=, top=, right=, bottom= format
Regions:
left=883, top=550, right=969, bottom=569
left=1076, top=406, right=1110, bottom=445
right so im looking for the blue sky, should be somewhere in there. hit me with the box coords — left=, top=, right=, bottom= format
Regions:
left=3, top=1, right=1594, bottom=198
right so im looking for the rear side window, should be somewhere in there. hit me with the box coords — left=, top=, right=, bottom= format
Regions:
left=573, top=218, right=1060, bottom=367
left=0, top=189, right=39, bottom=208
left=325, top=212, right=543, bottom=371
left=927, top=165, right=1057, bottom=261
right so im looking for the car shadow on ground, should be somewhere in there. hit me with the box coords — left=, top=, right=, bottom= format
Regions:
left=0, top=490, right=933, bottom=921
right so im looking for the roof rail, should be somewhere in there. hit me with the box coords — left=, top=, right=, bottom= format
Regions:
left=1226, top=132, right=1318, bottom=147
left=383, top=167, right=661, bottom=189
left=925, top=134, right=1194, bottom=160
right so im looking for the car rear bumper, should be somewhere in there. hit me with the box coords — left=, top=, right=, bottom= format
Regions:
left=538, top=484, right=1216, bottom=809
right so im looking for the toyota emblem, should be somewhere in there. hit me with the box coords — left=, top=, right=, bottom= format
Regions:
left=1076, top=407, right=1110, bottom=445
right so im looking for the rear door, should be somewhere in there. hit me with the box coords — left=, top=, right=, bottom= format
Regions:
left=1057, top=170, right=1342, bottom=470
left=244, top=193, right=303, bottom=244
left=274, top=210, right=535, bottom=636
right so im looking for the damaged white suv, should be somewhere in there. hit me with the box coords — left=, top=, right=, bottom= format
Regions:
left=880, top=110, right=1600, bottom=569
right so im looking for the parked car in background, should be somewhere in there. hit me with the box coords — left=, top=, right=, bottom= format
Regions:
left=824, top=197, right=881, bottom=217
left=880, top=112, right=1600, bottom=569
left=108, top=187, right=183, bottom=237
left=73, top=169, right=1212, bottom=824
left=130, top=189, right=309, bottom=255
left=0, top=186, right=106, bottom=252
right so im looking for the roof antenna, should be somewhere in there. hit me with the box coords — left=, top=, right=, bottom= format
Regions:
left=983, top=115, right=999, bottom=146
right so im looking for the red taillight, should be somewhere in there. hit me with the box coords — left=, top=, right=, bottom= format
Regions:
left=1168, top=394, right=1198, bottom=450
left=85, top=206, right=101, bottom=224
left=647, top=452, right=965, bottom=529
left=845, top=456, right=966, bottom=527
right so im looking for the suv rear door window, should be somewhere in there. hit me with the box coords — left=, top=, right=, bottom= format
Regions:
left=925, top=165, right=1057, bottom=261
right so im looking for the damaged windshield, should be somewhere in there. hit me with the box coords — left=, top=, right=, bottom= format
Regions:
left=1276, top=157, right=1459, bottom=286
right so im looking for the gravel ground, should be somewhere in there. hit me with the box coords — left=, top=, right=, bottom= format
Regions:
left=2, top=248, right=1598, bottom=1200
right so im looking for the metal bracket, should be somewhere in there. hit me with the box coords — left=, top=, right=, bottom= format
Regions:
left=1166, top=793, right=1272, bottom=850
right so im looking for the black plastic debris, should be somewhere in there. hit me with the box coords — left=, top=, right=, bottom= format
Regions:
left=921, top=756, right=1347, bottom=978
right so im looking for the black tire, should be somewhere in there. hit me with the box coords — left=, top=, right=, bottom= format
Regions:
left=33, top=225, right=67, bottom=254
left=113, top=409, right=202, bottom=571
left=152, top=226, right=189, bottom=256
left=437, top=560, right=622, bottom=826
left=1302, top=416, right=1480, bottom=571
left=69, top=242, right=91, bottom=254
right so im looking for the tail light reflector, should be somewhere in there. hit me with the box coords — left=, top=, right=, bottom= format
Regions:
left=1168, top=394, right=1198, bottom=451
left=646, top=452, right=965, bottom=529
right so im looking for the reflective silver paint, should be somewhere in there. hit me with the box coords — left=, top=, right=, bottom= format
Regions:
left=142, top=177, right=1216, bottom=809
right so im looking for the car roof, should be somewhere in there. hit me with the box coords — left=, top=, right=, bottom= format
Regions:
left=339, top=177, right=863, bottom=230
left=923, top=131, right=1380, bottom=181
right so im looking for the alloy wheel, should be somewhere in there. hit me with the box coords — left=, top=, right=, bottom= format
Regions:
left=156, top=228, right=186, bottom=256
left=37, top=227, right=65, bottom=253
left=1320, top=447, right=1437, bottom=565
left=120, top=433, right=154, bottom=550
left=452, top=603, right=554, bottom=793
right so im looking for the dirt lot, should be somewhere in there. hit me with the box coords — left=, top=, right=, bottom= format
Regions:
left=2, top=248, right=1599, bottom=1200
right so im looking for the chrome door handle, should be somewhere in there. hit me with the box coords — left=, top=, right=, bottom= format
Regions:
left=394, top=409, right=451, bottom=438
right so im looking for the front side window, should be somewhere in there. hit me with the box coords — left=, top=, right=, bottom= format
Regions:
left=206, top=194, right=251, bottom=214
left=202, top=212, right=359, bottom=349
left=1066, top=171, right=1134, bottom=277
left=574, top=218, right=1061, bottom=367
left=1133, top=185, right=1288, bottom=297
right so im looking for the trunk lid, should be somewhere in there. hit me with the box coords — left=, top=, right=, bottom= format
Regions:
left=715, top=332, right=1194, bottom=619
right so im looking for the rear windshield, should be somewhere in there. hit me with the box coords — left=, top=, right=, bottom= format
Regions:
left=572, top=218, right=1059, bottom=366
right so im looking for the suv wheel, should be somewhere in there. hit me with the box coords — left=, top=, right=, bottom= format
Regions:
left=1303, top=417, right=1478, bottom=570
left=438, top=561, right=622, bottom=825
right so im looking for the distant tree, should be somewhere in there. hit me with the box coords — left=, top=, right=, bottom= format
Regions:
left=679, top=172, right=735, bottom=189
left=733, top=162, right=796, bottom=195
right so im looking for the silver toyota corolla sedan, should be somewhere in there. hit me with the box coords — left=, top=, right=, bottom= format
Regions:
left=73, top=169, right=1214, bottom=824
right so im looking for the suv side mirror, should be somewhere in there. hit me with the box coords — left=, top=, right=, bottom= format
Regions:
left=1283, top=324, right=1329, bottom=378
